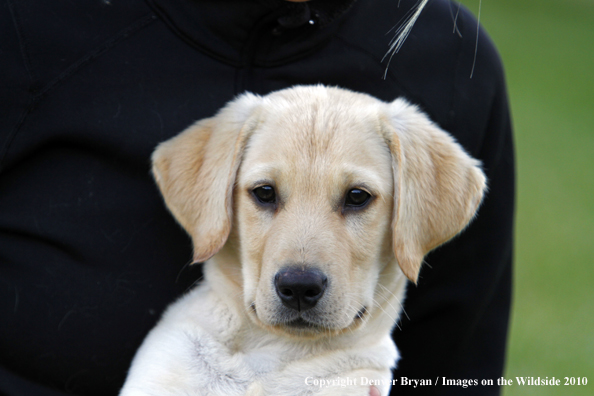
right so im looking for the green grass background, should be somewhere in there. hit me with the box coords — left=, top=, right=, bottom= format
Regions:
left=460, top=0, right=594, bottom=394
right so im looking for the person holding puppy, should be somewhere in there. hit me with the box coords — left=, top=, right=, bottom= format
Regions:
left=0, top=0, right=514, bottom=395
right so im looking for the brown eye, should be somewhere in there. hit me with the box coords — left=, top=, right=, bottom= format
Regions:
left=345, top=188, right=371, bottom=208
left=252, top=185, right=276, bottom=205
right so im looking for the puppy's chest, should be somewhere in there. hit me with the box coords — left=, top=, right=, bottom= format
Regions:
left=225, top=330, right=312, bottom=374
left=240, top=345, right=288, bottom=375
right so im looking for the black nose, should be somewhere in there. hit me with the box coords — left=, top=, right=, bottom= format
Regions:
left=274, top=267, right=327, bottom=312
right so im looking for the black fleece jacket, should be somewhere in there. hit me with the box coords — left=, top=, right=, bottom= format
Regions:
left=0, top=1, right=514, bottom=395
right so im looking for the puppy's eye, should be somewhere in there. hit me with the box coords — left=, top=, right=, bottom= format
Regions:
left=344, top=188, right=371, bottom=209
left=252, top=185, right=276, bottom=205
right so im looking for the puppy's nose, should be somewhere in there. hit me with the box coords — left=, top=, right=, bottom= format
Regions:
left=275, top=267, right=327, bottom=312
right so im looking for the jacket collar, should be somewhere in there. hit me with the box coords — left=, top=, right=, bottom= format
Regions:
left=146, top=0, right=357, bottom=67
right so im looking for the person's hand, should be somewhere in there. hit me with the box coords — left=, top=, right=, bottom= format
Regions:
left=370, top=385, right=381, bottom=396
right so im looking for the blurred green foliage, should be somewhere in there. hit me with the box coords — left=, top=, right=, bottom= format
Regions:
left=460, top=0, right=594, bottom=394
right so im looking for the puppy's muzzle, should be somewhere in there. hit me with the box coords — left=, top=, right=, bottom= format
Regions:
left=274, top=267, right=327, bottom=312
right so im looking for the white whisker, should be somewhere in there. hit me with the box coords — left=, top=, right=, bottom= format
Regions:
left=377, top=283, right=410, bottom=321
left=372, top=299, right=399, bottom=329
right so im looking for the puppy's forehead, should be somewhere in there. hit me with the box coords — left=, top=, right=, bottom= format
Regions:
left=242, top=93, right=391, bottom=184
left=240, top=90, right=393, bottom=201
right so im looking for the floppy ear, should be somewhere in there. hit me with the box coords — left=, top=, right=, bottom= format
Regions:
left=151, top=93, right=262, bottom=263
left=380, top=98, right=487, bottom=283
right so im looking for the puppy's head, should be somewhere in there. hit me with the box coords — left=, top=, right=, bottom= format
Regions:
left=152, top=86, right=486, bottom=338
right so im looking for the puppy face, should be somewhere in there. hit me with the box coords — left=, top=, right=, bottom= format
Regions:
left=151, top=86, right=486, bottom=339
left=234, top=92, right=395, bottom=336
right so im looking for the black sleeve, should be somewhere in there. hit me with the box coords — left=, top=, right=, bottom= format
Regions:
left=0, top=0, right=33, bottom=169
left=390, top=8, right=515, bottom=396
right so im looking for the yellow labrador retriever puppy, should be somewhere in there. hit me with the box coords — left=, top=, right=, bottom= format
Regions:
left=120, top=86, right=486, bottom=396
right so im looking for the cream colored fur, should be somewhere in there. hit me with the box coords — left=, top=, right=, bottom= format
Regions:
left=120, top=86, right=486, bottom=396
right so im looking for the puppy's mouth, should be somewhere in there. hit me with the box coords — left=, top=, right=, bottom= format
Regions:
left=287, top=307, right=366, bottom=328
left=285, top=317, right=320, bottom=329
left=250, top=303, right=322, bottom=330
left=355, top=307, right=367, bottom=320
left=250, top=303, right=368, bottom=334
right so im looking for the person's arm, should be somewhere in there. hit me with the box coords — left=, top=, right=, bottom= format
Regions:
left=391, top=7, right=515, bottom=396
